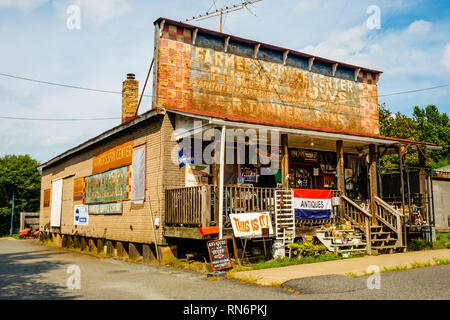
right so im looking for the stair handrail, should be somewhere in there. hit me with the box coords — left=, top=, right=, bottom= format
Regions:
left=374, top=196, right=403, bottom=218
left=341, top=195, right=372, bottom=218
left=374, top=196, right=404, bottom=246
left=341, top=195, right=372, bottom=254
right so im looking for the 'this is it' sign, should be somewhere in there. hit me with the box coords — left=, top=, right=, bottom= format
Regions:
left=229, top=212, right=274, bottom=238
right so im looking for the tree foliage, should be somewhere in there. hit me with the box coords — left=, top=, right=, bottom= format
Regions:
left=378, top=104, right=450, bottom=168
left=413, top=105, right=450, bottom=168
left=0, top=155, right=41, bottom=235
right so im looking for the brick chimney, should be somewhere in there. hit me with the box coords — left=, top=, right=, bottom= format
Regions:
left=122, top=73, right=139, bottom=123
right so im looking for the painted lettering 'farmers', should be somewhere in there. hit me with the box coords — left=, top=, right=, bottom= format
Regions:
left=293, top=189, right=332, bottom=220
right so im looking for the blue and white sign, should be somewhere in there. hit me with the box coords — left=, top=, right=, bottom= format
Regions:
left=74, top=204, right=89, bottom=226
left=178, top=147, right=193, bottom=168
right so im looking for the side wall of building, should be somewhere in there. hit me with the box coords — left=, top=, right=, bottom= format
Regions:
left=432, top=178, right=450, bottom=230
left=39, top=115, right=181, bottom=245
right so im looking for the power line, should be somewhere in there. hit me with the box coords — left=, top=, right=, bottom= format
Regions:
left=0, top=116, right=120, bottom=121
left=1, top=70, right=449, bottom=101
left=0, top=71, right=448, bottom=121
left=0, top=72, right=152, bottom=98
left=378, top=83, right=450, bottom=97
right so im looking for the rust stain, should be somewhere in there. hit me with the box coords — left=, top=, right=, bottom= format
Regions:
left=157, top=25, right=379, bottom=135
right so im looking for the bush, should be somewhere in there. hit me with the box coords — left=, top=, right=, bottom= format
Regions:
left=407, top=232, right=450, bottom=251
left=286, top=241, right=327, bottom=257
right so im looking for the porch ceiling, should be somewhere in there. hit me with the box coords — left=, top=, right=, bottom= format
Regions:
left=287, top=134, right=369, bottom=154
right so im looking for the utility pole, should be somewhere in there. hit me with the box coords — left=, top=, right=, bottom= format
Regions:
left=184, top=0, right=262, bottom=32
left=9, top=193, right=15, bottom=236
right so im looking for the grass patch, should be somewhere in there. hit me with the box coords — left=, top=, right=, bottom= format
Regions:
left=407, top=232, right=450, bottom=251
left=227, top=251, right=365, bottom=273
left=227, top=265, right=252, bottom=273
left=0, top=235, right=20, bottom=240
left=410, top=260, right=431, bottom=269
left=160, top=256, right=212, bottom=274
left=225, top=271, right=262, bottom=285
left=346, top=272, right=358, bottom=278
left=433, top=257, right=450, bottom=265
left=250, top=253, right=356, bottom=270
left=381, top=265, right=408, bottom=273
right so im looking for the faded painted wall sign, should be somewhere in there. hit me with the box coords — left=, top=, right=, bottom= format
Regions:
left=73, top=177, right=85, bottom=201
left=85, top=166, right=129, bottom=204
left=43, top=189, right=50, bottom=207
left=155, top=23, right=379, bottom=135
left=92, top=141, right=133, bottom=174
left=88, top=202, right=122, bottom=215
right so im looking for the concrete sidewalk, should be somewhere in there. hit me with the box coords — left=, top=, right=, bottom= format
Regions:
left=230, top=249, right=450, bottom=286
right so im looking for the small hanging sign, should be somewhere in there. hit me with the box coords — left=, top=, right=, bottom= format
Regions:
left=207, top=239, right=232, bottom=271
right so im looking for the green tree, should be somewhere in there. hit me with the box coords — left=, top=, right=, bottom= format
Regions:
left=378, top=103, right=420, bottom=167
left=378, top=104, right=450, bottom=168
left=0, top=155, right=41, bottom=235
left=378, top=103, right=420, bottom=141
left=413, top=105, right=450, bottom=168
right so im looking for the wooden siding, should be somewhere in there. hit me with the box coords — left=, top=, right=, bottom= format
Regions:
left=39, top=114, right=180, bottom=245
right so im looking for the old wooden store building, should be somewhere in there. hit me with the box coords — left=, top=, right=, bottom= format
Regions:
left=38, top=18, right=440, bottom=262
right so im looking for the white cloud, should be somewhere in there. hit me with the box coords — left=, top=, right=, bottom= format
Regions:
left=406, top=20, right=432, bottom=34
left=442, top=44, right=450, bottom=72
left=0, top=0, right=48, bottom=12
left=53, top=0, right=132, bottom=26
left=40, top=135, right=72, bottom=147
left=1, top=0, right=449, bottom=162
left=302, top=24, right=371, bottom=66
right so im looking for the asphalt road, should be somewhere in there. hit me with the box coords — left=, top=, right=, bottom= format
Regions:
left=0, top=239, right=449, bottom=300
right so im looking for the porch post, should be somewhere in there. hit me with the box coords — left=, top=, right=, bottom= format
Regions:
left=418, top=146, right=428, bottom=220
left=281, top=134, right=289, bottom=189
left=369, top=144, right=378, bottom=225
left=336, top=140, right=345, bottom=195
left=218, top=125, right=226, bottom=239
left=399, top=143, right=408, bottom=246
left=336, top=140, right=345, bottom=218
left=398, top=144, right=406, bottom=216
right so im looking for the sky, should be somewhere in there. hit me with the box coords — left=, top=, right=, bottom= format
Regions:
left=0, top=0, right=449, bottom=163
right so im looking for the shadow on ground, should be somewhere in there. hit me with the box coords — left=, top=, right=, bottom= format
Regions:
left=0, top=247, right=80, bottom=300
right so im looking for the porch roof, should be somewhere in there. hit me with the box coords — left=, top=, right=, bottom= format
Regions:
left=165, top=107, right=440, bottom=152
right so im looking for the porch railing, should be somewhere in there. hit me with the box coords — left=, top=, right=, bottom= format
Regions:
left=165, top=186, right=212, bottom=227
left=165, top=185, right=278, bottom=229
left=224, top=186, right=277, bottom=215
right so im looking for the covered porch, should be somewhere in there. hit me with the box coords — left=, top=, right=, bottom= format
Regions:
left=163, top=112, right=437, bottom=255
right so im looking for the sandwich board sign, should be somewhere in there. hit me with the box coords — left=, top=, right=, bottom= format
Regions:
left=207, top=239, right=232, bottom=271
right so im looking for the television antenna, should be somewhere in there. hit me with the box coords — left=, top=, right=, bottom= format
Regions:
left=184, top=0, right=263, bottom=32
